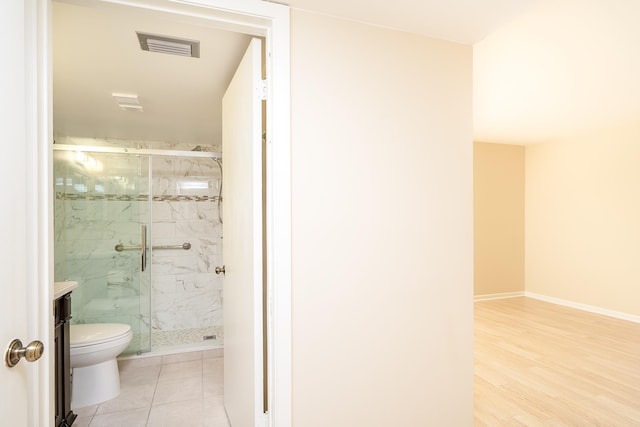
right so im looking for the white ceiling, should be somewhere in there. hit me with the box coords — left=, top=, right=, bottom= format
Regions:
left=474, top=0, right=640, bottom=144
left=283, top=0, right=537, bottom=44
left=54, top=0, right=538, bottom=147
left=53, top=1, right=252, bottom=146
left=56, top=0, right=635, bottom=147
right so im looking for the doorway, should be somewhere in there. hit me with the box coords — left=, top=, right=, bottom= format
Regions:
left=35, top=0, right=291, bottom=425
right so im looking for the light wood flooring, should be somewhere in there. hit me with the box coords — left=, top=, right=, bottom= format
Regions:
left=475, top=297, right=640, bottom=426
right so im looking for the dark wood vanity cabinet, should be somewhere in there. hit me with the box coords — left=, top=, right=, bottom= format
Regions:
left=54, top=293, right=76, bottom=427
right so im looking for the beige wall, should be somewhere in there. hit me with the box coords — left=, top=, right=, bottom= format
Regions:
left=474, top=142, right=525, bottom=296
left=291, top=10, right=473, bottom=427
left=474, top=0, right=640, bottom=318
left=525, top=125, right=640, bottom=316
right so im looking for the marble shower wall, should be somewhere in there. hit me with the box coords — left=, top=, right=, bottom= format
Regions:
left=53, top=137, right=223, bottom=350
left=150, top=153, right=224, bottom=343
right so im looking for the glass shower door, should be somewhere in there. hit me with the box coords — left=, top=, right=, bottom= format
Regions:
left=53, top=148, right=152, bottom=355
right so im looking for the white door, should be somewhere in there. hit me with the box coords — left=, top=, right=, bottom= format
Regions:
left=222, top=38, right=265, bottom=427
left=0, top=0, right=45, bottom=423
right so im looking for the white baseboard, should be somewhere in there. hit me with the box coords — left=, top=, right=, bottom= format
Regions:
left=525, top=292, right=640, bottom=324
left=474, top=291, right=525, bottom=302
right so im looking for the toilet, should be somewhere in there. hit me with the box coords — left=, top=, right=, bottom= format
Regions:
left=70, top=323, right=133, bottom=409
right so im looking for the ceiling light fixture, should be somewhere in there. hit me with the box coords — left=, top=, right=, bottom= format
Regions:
left=136, top=32, right=200, bottom=58
left=112, top=92, right=143, bottom=112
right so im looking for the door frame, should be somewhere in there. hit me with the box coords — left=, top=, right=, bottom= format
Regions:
left=31, top=0, right=291, bottom=425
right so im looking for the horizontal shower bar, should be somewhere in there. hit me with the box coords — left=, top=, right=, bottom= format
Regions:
left=115, top=242, right=192, bottom=252
left=53, top=144, right=220, bottom=159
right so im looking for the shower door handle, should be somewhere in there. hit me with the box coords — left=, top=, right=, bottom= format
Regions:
left=141, top=224, right=147, bottom=272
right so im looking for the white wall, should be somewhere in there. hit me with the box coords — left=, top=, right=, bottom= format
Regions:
left=526, top=125, right=640, bottom=317
left=290, top=10, right=473, bottom=426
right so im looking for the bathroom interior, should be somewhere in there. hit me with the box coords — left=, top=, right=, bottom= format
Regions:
left=53, top=140, right=225, bottom=355
left=51, top=0, right=256, bottom=420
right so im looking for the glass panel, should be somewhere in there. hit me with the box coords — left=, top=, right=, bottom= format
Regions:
left=53, top=149, right=152, bottom=355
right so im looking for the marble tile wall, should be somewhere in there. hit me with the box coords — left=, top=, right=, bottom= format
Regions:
left=149, top=152, right=224, bottom=344
left=53, top=137, right=223, bottom=352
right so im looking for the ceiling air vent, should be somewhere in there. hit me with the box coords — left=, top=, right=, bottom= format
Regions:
left=136, top=32, right=200, bottom=58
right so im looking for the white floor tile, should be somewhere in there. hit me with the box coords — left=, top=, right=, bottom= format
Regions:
left=147, top=399, right=203, bottom=426
left=73, top=404, right=98, bottom=417
left=203, top=374, right=224, bottom=397
left=73, top=416, right=92, bottom=427
left=153, top=376, right=203, bottom=406
left=203, top=396, right=228, bottom=426
left=162, top=350, right=202, bottom=365
left=158, top=359, right=203, bottom=381
left=202, top=357, right=223, bottom=376
left=88, top=408, right=149, bottom=427
left=202, top=348, right=224, bottom=359
left=89, top=351, right=229, bottom=426
left=95, top=383, right=155, bottom=414
left=119, top=363, right=162, bottom=386
left=119, top=356, right=162, bottom=370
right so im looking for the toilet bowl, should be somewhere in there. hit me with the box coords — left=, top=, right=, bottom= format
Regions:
left=70, top=323, right=133, bottom=409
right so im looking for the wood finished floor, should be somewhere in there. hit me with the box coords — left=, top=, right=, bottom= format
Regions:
left=475, top=297, right=640, bottom=426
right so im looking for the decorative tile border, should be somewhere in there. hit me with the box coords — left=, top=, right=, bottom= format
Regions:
left=152, top=195, right=221, bottom=202
left=55, top=192, right=220, bottom=202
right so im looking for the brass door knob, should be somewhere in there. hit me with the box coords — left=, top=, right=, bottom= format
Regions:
left=5, top=339, right=44, bottom=367
left=215, top=265, right=226, bottom=275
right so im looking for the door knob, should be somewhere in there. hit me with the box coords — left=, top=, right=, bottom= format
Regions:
left=215, top=265, right=225, bottom=275
left=5, top=339, right=44, bottom=368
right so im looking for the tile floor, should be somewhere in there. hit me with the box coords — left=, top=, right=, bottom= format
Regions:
left=73, top=348, right=229, bottom=427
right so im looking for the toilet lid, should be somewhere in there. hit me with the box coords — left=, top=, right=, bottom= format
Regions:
left=71, top=323, right=132, bottom=346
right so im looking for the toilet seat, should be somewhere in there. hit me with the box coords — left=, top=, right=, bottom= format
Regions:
left=70, top=323, right=133, bottom=359
left=71, top=323, right=132, bottom=348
